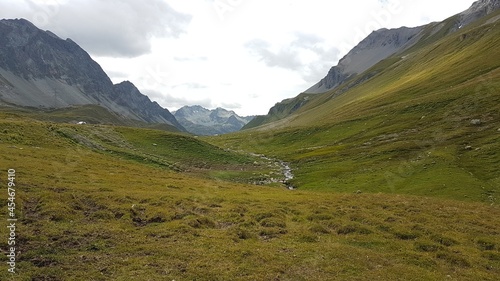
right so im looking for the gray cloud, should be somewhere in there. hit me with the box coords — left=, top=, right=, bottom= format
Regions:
left=106, top=70, right=129, bottom=81
left=245, top=32, right=340, bottom=82
left=220, top=102, right=242, bottom=111
left=174, top=56, right=208, bottom=62
left=0, top=0, right=191, bottom=58
left=172, top=83, right=208, bottom=90
left=144, top=89, right=243, bottom=113
left=143, top=90, right=214, bottom=111
left=245, top=39, right=302, bottom=69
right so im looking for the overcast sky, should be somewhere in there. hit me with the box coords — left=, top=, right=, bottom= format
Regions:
left=0, top=0, right=476, bottom=116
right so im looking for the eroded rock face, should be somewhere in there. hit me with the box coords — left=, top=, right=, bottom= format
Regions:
left=460, top=0, right=500, bottom=27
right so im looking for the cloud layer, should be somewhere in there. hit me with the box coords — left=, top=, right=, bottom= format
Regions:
left=0, top=0, right=191, bottom=57
left=245, top=32, right=340, bottom=82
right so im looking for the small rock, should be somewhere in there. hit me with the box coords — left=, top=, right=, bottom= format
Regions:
left=470, top=119, right=481, bottom=126
left=497, top=128, right=500, bottom=132
left=356, top=190, right=362, bottom=194
left=465, top=145, right=473, bottom=150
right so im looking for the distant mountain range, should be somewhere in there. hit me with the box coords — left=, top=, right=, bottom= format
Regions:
left=173, top=105, right=254, bottom=135
left=244, top=0, right=500, bottom=129
left=0, top=18, right=185, bottom=131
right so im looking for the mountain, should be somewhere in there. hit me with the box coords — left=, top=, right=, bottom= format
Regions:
left=173, top=105, right=254, bottom=135
left=306, top=0, right=499, bottom=95
left=244, top=0, right=500, bottom=129
left=0, top=18, right=185, bottom=131
left=233, top=0, right=500, bottom=193
left=460, top=0, right=500, bottom=26
left=305, top=26, right=424, bottom=94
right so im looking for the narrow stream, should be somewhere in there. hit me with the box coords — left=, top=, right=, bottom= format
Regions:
left=280, top=161, right=295, bottom=190
left=250, top=153, right=295, bottom=190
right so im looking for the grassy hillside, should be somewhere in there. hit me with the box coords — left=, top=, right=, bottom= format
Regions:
left=0, top=104, right=182, bottom=132
left=243, top=93, right=314, bottom=130
left=211, top=12, right=500, bottom=203
left=0, top=9, right=499, bottom=281
left=0, top=115, right=499, bottom=280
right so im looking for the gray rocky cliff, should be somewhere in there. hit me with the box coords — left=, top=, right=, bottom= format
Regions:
left=0, top=18, right=184, bottom=130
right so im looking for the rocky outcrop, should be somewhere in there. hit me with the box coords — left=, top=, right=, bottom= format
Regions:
left=459, top=0, right=500, bottom=27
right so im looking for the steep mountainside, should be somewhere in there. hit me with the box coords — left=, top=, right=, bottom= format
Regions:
left=174, top=105, right=254, bottom=135
left=112, top=81, right=184, bottom=126
left=306, top=0, right=499, bottom=95
left=0, top=18, right=184, bottom=131
left=305, top=26, right=424, bottom=94
left=244, top=0, right=500, bottom=129
left=218, top=3, right=500, bottom=196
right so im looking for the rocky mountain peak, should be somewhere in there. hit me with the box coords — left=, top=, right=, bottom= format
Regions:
left=211, top=107, right=237, bottom=119
left=174, top=105, right=209, bottom=118
left=467, top=0, right=499, bottom=14
left=173, top=105, right=254, bottom=135
left=0, top=18, right=184, bottom=131
left=459, top=0, right=500, bottom=27
left=305, top=25, right=423, bottom=94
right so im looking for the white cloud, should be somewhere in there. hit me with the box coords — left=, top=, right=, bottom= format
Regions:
left=0, top=0, right=191, bottom=57
left=245, top=33, right=340, bottom=82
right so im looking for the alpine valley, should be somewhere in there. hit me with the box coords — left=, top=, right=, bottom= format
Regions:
left=0, top=1, right=499, bottom=280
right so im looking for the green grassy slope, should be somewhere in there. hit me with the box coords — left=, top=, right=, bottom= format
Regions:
left=0, top=104, right=182, bottom=132
left=211, top=13, right=500, bottom=203
left=0, top=112, right=278, bottom=184
left=242, top=93, right=314, bottom=129
left=0, top=116, right=499, bottom=280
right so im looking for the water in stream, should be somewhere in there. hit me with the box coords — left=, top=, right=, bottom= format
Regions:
left=251, top=153, right=295, bottom=190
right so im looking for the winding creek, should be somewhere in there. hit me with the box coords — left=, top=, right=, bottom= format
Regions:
left=250, top=153, right=295, bottom=190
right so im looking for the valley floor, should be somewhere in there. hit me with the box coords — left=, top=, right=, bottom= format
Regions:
left=0, top=115, right=499, bottom=280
